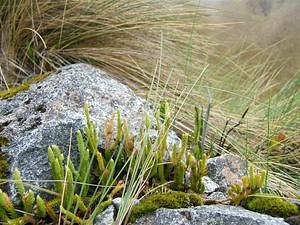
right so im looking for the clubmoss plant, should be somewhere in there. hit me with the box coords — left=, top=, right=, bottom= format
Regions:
left=227, top=163, right=266, bottom=206
left=0, top=100, right=209, bottom=224
left=147, top=102, right=208, bottom=193
left=0, top=169, right=46, bottom=223
left=0, top=102, right=126, bottom=224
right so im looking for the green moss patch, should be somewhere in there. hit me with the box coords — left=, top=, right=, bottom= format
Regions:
left=0, top=137, right=9, bottom=147
left=0, top=72, right=51, bottom=100
left=129, top=191, right=203, bottom=223
left=246, top=194, right=299, bottom=218
left=0, top=137, right=9, bottom=183
left=0, top=153, right=8, bottom=180
left=0, top=84, right=30, bottom=100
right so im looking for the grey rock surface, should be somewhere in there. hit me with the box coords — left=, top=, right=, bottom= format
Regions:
left=94, top=205, right=115, bottom=225
left=206, top=154, right=246, bottom=190
left=133, top=204, right=289, bottom=225
left=202, top=176, right=219, bottom=194
left=207, top=191, right=228, bottom=201
left=285, top=215, right=300, bottom=225
left=112, top=197, right=140, bottom=211
left=0, top=63, right=180, bottom=196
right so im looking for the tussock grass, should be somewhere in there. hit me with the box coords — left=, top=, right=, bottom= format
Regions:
left=0, top=0, right=214, bottom=88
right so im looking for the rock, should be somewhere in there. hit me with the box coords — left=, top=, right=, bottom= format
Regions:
left=285, top=215, right=300, bottom=225
left=206, top=154, right=246, bottom=190
left=0, top=63, right=180, bottom=197
left=113, top=197, right=140, bottom=211
left=202, top=176, right=219, bottom=194
left=94, top=205, right=115, bottom=225
left=207, top=192, right=228, bottom=201
left=290, top=199, right=300, bottom=208
left=133, top=204, right=289, bottom=225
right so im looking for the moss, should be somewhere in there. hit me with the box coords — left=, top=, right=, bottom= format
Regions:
left=0, top=153, right=8, bottom=183
left=0, top=137, right=9, bottom=147
left=0, top=137, right=9, bottom=183
left=0, top=72, right=51, bottom=100
left=0, top=84, right=30, bottom=100
left=129, top=191, right=203, bottom=223
left=27, top=71, right=51, bottom=84
left=246, top=194, right=299, bottom=218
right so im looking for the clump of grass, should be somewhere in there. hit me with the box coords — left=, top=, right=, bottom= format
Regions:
left=0, top=0, right=213, bottom=89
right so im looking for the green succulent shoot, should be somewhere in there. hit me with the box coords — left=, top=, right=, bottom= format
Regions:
left=227, top=163, right=266, bottom=205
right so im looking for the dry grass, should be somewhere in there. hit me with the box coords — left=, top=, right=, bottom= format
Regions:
left=0, top=0, right=215, bottom=88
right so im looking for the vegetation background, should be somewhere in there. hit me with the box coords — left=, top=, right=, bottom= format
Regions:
left=0, top=0, right=299, bottom=200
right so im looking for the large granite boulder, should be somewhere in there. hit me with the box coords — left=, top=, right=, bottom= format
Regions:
left=133, top=204, right=289, bottom=225
left=0, top=63, right=180, bottom=196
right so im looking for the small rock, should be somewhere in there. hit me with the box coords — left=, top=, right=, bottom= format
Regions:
left=94, top=205, right=115, bottom=225
left=290, top=199, right=300, bottom=207
left=207, top=192, right=228, bottom=201
left=203, top=176, right=219, bottom=194
left=112, top=197, right=140, bottom=211
left=285, top=215, right=300, bottom=225
left=133, top=204, right=289, bottom=225
left=207, top=154, right=246, bottom=190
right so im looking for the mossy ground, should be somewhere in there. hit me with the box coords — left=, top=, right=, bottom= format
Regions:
left=129, top=191, right=203, bottom=223
left=246, top=194, right=299, bottom=218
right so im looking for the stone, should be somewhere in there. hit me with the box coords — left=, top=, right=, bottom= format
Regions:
left=202, top=176, right=219, bottom=194
left=206, top=154, right=246, bottom=190
left=285, top=215, right=300, bottom=225
left=0, top=63, right=180, bottom=197
left=94, top=205, right=115, bottom=225
left=290, top=199, right=300, bottom=207
left=207, top=192, right=228, bottom=201
left=112, top=197, right=140, bottom=211
left=133, top=204, right=289, bottom=225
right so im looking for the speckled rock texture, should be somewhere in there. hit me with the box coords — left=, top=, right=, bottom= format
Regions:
left=206, top=154, right=246, bottom=191
left=94, top=205, right=115, bottom=225
left=133, top=204, right=289, bottom=225
left=0, top=63, right=180, bottom=197
left=202, top=176, right=219, bottom=194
